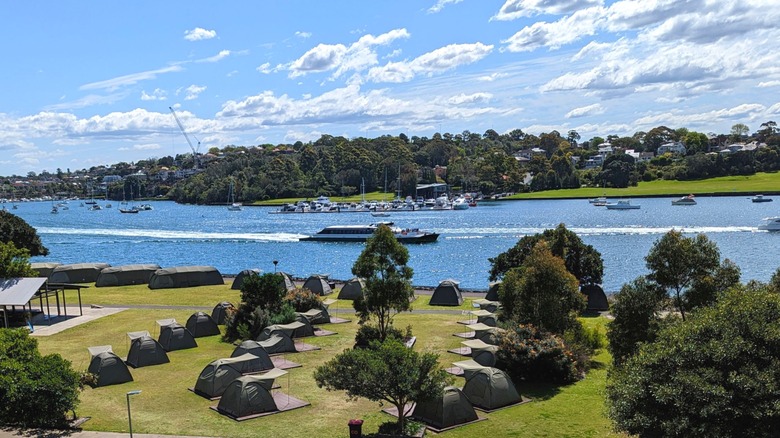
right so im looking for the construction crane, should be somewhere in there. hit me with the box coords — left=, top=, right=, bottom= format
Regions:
left=169, top=106, right=201, bottom=168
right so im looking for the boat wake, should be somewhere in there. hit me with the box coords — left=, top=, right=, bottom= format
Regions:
left=38, top=227, right=305, bottom=242
left=438, top=226, right=756, bottom=236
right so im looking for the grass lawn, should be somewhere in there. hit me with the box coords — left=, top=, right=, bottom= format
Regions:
left=35, top=285, right=621, bottom=437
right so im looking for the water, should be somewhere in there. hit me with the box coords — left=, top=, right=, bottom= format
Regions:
left=9, top=196, right=780, bottom=292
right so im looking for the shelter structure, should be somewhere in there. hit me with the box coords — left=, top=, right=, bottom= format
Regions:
left=0, top=277, right=46, bottom=328
left=147, top=266, right=224, bottom=289
left=211, top=301, right=234, bottom=325
left=215, top=370, right=289, bottom=419
left=157, top=322, right=198, bottom=351
left=231, top=269, right=261, bottom=290
left=461, top=339, right=498, bottom=367
left=230, top=341, right=274, bottom=371
left=126, top=335, right=170, bottom=368
left=258, top=321, right=305, bottom=341
left=50, top=263, right=111, bottom=283
left=461, top=367, right=522, bottom=411
left=30, top=262, right=60, bottom=279
left=302, top=274, right=332, bottom=296
left=466, top=323, right=503, bottom=345
left=429, top=279, right=463, bottom=306
left=298, top=307, right=330, bottom=325
left=581, top=284, right=609, bottom=311
left=193, top=353, right=271, bottom=399
left=87, top=349, right=133, bottom=387
left=485, top=281, right=501, bottom=301
left=411, top=386, right=479, bottom=431
left=95, top=264, right=161, bottom=287
left=292, top=314, right=316, bottom=338
left=472, top=299, right=500, bottom=313
left=277, top=272, right=296, bottom=292
left=186, top=312, right=221, bottom=338
left=337, top=277, right=365, bottom=300
left=257, top=332, right=297, bottom=354
left=470, top=310, right=496, bottom=327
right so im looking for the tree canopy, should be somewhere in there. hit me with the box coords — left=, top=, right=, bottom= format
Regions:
left=0, top=211, right=48, bottom=256
left=606, top=276, right=667, bottom=366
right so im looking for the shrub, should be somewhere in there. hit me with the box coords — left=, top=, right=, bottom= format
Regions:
left=269, top=302, right=297, bottom=325
left=284, top=288, right=322, bottom=312
left=497, top=324, right=580, bottom=384
left=240, top=273, right=286, bottom=313
left=354, top=324, right=404, bottom=348
left=223, top=304, right=270, bottom=342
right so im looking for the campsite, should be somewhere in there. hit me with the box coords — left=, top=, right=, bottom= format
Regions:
left=29, top=282, right=616, bottom=437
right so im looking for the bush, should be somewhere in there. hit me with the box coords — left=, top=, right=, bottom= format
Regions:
left=269, top=302, right=297, bottom=325
left=354, top=324, right=405, bottom=348
left=284, top=288, right=322, bottom=312
left=496, top=324, right=581, bottom=384
left=376, top=419, right=424, bottom=436
left=223, top=304, right=269, bottom=343
left=240, top=273, right=286, bottom=313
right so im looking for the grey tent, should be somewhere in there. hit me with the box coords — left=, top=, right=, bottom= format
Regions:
left=30, top=262, right=60, bottom=279
left=231, top=269, right=261, bottom=290
left=193, top=353, right=269, bottom=399
left=302, top=275, right=332, bottom=296
left=581, top=284, right=609, bottom=311
left=452, top=360, right=490, bottom=379
left=211, top=302, right=234, bottom=325
left=411, top=386, right=478, bottom=430
left=472, top=299, right=500, bottom=313
left=95, top=264, right=161, bottom=287
left=298, top=307, right=331, bottom=325
left=257, top=321, right=305, bottom=341
left=278, top=272, right=296, bottom=291
left=462, top=367, right=522, bottom=411
left=147, top=265, right=224, bottom=289
left=337, top=277, right=365, bottom=300
left=257, top=332, right=297, bottom=354
left=470, top=310, right=497, bottom=327
left=216, top=370, right=288, bottom=418
left=186, top=312, right=221, bottom=338
left=88, top=351, right=133, bottom=387
left=50, top=263, right=111, bottom=283
left=485, top=281, right=501, bottom=301
left=292, top=314, right=315, bottom=338
left=462, top=339, right=498, bottom=367
left=230, top=341, right=274, bottom=371
left=429, top=279, right=463, bottom=306
left=466, top=323, right=504, bottom=345
left=158, top=322, right=198, bottom=351
left=126, top=335, right=170, bottom=368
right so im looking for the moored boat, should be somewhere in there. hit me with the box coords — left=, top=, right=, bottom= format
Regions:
left=605, top=200, right=640, bottom=210
left=752, top=194, right=773, bottom=203
left=300, top=222, right=438, bottom=243
left=672, top=194, right=697, bottom=206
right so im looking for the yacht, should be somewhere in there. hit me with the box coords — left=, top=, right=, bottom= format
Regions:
left=452, top=196, right=470, bottom=210
left=758, top=217, right=780, bottom=231
left=752, top=194, right=773, bottom=203
left=606, top=200, right=640, bottom=210
left=300, top=222, right=439, bottom=243
left=672, top=194, right=697, bottom=206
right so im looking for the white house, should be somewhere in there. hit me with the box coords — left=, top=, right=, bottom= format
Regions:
left=657, top=142, right=687, bottom=155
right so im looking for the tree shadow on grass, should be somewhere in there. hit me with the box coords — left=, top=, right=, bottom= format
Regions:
left=517, top=381, right=563, bottom=401
left=0, top=428, right=76, bottom=437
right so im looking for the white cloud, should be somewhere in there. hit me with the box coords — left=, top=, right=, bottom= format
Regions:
left=44, top=93, right=129, bottom=110
left=428, top=0, right=463, bottom=14
left=367, top=42, right=493, bottom=83
left=758, top=80, right=780, bottom=88
left=256, top=63, right=272, bottom=74
left=140, top=88, right=167, bottom=101
left=183, top=85, right=206, bottom=100
left=295, top=31, right=312, bottom=39
left=493, top=0, right=603, bottom=20
left=501, top=7, right=604, bottom=52
left=565, top=103, right=604, bottom=118
left=448, top=93, right=493, bottom=105
left=184, top=27, right=217, bottom=41
left=633, top=103, right=767, bottom=128
left=199, top=50, right=232, bottom=63
left=133, top=143, right=161, bottom=150
left=288, top=43, right=348, bottom=76
left=80, top=65, right=183, bottom=91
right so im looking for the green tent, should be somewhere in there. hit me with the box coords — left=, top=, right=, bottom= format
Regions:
left=88, top=351, right=133, bottom=387
left=147, top=265, right=224, bottom=289
left=30, top=262, right=60, bottom=279
left=257, top=321, right=305, bottom=341
left=230, top=340, right=274, bottom=371
left=50, top=263, right=111, bottom=283
left=216, top=370, right=288, bottom=418
left=257, top=332, right=297, bottom=354
left=429, top=279, right=463, bottom=306
left=95, top=264, right=161, bottom=287
left=485, top=281, right=501, bottom=301
left=126, top=335, right=170, bottom=368
left=186, top=312, right=221, bottom=338
left=277, top=272, right=296, bottom=291
left=337, top=277, right=365, bottom=300
left=157, top=322, right=198, bottom=351
left=211, top=301, right=234, bottom=325
left=472, top=299, right=500, bottom=313
left=581, top=284, right=609, bottom=311
left=292, top=314, right=315, bottom=338
left=303, top=275, right=332, bottom=296
left=461, top=339, right=498, bottom=367
left=230, top=269, right=261, bottom=290
left=411, top=386, right=478, bottom=430
left=466, top=323, right=503, bottom=345
left=461, top=367, right=521, bottom=411
left=470, top=310, right=497, bottom=327
left=194, top=354, right=272, bottom=399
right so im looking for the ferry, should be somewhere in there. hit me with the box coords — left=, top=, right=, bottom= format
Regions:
left=300, top=222, right=439, bottom=243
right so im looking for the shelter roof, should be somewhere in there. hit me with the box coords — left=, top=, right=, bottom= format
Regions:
left=0, top=277, right=46, bottom=306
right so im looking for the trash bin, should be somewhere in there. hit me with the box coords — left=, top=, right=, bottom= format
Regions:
left=348, top=419, right=364, bottom=437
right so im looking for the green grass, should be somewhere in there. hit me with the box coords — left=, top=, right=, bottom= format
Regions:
left=34, top=286, right=620, bottom=437
left=61, top=284, right=240, bottom=308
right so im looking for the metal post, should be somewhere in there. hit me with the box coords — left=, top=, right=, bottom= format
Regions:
left=126, top=390, right=141, bottom=437
left=273, top=260, right=278, bottom=273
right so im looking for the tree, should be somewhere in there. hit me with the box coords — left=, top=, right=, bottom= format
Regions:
left=0, top=211, right=49, bottom=256
left=223, top=273, right=290, bottom=342
left=351, top=224, right=415, bottom=342
left=496, top=324, right=580, bottom=384
left=607, top=288, right=780, bottom=437
left=730, top=122, right=750, bottom=141
left=314, top=339, right=449, bottom=433
left=0, top=242, right=37, bottom=278
left=499, top=241, right=584, bottom=333
left=606, top=277, right=667, bottom=366
left=489, top=223, right=603, bottom=285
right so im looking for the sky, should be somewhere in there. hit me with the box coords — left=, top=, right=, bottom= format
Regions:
left=1, top=0, right=779, bottom=177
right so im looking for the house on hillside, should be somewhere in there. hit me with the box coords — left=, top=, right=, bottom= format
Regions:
left=657, top=142, right=687, bottom=155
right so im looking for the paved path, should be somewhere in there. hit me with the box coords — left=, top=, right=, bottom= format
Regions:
left=0, top=430, right=213, bottom=438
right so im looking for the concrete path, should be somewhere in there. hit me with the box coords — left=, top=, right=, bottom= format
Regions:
left=28, top=306, right=128, bottom=337
left=0, top=430, right=213, bottom=438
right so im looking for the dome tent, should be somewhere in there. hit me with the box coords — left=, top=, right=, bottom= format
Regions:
left=429, top=279, right=463, bottom=306
left=126, top=335, right=170, bottom=368
left=257, top=332, right=297, bottom=354
left=470, top=310, right=497, bottom=327
left=257, top=321, right=305, bottom=341
left=292, top=314, right=316, bottom=338
left=337, top=277, right=365, bottom=300
left=186, top=312, right=221, bottom=338
left=461, top=367, right=522, bottom=411
left=485, top=281, right=501, bottom=301
left=581, top=284, right=609, bottom=311
left=211, top=301, right=234, bottom=325
left=277, top=272, right=296, bottom=292
left=302, top=274, right=332, bottom=296
left=30, top=262, right=61, bottom=279
left=157, top=322, right=198, bottom=351
left=230, top=269, right=261, bottom=290
left=95, top=264, right=161, bottom=287
left=193, top=354, right=272, bottom=399
left=466, top=323, right=504, bottom=345
left=411, top=386, right=479, bottom=431
left=88, top=351, right=133, bottom=387
left=230, top=340, right=274, bottom=371
left=461, top=339, right=498, bottom=367
left=215, top=370, right=288, bottom=419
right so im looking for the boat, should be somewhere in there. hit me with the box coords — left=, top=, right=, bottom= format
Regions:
left=119, top=207, right=140, bottom=214
left=452, top=196, right=470, bottom=210
left=227, top=180, right=242, bottom=211
left=672, top=194, right=697, bottom=206
left=590, top=196, right=608, bottom=205
left=371, top=212, right=390, bottom=217
left=88, top=204, right=102, bottom=211
left=300, top=222, right=439, bottom=243
left=758, top=217, right=780, bottom=231
left=138, top=204, right=153, bottom=211
left=752, top=195, right=773, bottom=203
left=605, top=200, right=640, bottom=210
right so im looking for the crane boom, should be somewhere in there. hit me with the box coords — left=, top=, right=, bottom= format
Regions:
left=169, top=106, right=201, bottom=156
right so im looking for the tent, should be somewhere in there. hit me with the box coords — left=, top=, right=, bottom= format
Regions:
left=302, top=275, right=332, bottom=296
left=411, top=386, right=478, bottom=430
left=216, top=370, right=288, bottom=418
left=470, top=310, right=496, bottom=327
left=472, top=299, right=500, bottom=313
left=211, top=302, right=234, bottom=325
left=230, top=341, right=274, bottom=371
left=257, top=332, right=297, bottom=354
left=297, top=307, right=331, bottom=325
left=452, top=360, right=490, bottom=379
left=147, top=266, right=224, bottom=289
left=581, top=284, right=609, bottom=311
left=158, top=322, right=198, bottom=351
left=257, top=321, right=305, bottom=341
left=186, top=312, right=221, bottom=338
left=125, top=335, right=170, bottom=368
left=466, top=323, right=503, bottom=345
left=30, top=262, right=60, bottom=279
left=485, top=281, right=501, bottom=301
left=292, top=314, right=315, bottom=338
left=461, top=367, right=522, bottom=411
left=429, top=279, right=463, bottom=306
left=231, top=269, right=261, bottom=290
left=194, top=353, right=272, bottom=398
left=95, top=264, right=161, bottom=287
left=461, top=339, right=498, bottom=367
left=88, top=351, right=133, bottom=387
left=50, top=263, right=111, bottom=283
left=278, top=272, right=296, bottom=292
left=337, top=277, right=365, bottom=300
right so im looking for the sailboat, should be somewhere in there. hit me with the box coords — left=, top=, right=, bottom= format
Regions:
left=119, top=186, right=139, bottom=213
left=105, top=186, right=112, bottom=208
left=227, top=180, right=242, bottom=211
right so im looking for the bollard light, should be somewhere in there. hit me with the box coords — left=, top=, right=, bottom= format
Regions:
left=126, top=390, right=141, bottom=437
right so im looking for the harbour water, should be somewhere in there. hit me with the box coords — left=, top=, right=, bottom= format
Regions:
left=9, top=195, right=780, bottom=292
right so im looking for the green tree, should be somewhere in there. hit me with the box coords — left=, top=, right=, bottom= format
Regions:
left=607, top=288, right=780, bottom=437
left=223, top=273, right=289, bottom=342
left=497, top=324, right=580, bottom=384
left=0, top=211, right=49, bottom=256
left=0, top=242, right=36, bottom=278
left=351, top=224, right=415, bottom=342
left=606, top=277, right=667, bottom=366
left=314, top=339, right=449, bottom=433
left=730, top=122, right=750, bottom=141
left=499, top=241, right=585, bottom=333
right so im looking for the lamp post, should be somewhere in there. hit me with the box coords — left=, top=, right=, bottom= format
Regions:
left=126, top=390, right=141, bottom=437
left=273, top=260, right=278, bottom=273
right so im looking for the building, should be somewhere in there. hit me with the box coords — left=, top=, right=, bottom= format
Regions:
left=657, top=142, right=687, bottom=155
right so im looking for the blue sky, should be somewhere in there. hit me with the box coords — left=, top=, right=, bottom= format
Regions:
left=1, top=0, right=779, bottom=176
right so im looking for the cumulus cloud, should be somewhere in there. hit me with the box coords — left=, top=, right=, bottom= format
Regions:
left=295, top=31, right=312, bottom=39
left=502, top=7, right=604, bottom=52
left=565, top=103, right=604, bottom=118
left=257, top=62, right=273, bottom=74
left=428, top=0, right=463, bottom=14
left=493, top=0, right=603, bottom=20
left=367, top=42, right=493, bottom=83
left=633, top=103, right=767, bottom=128
left=140, top=88, right=167, bottom=101
left=448, top=93, right=493, bottom=105
left=184, top=27, right=217, bottom=41
left=182, top=85, right=206, bottom=100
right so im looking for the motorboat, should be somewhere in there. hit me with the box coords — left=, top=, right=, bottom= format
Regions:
left=672, top=194, right=697, bottom=206
left=300, top=222, right=439, bottom=243
left=371, top=212, right=390, bottom=217
left=119, top=207, right=140, bottom=214
left=758, top=217, right=780, bottom=231
left=589, top=196, right=608, bottom=204
left=138, top=204, right=153, bottom=211
left=452, top=196, right=470, bottom=210
left=605, top=200, right=640, bottom=210
left=752, top=194, right=773, bottom=203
